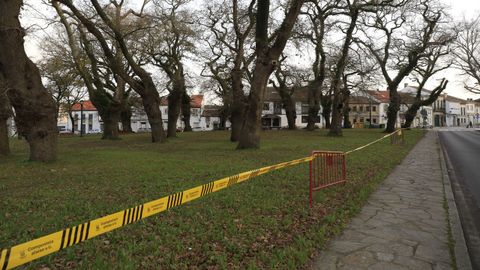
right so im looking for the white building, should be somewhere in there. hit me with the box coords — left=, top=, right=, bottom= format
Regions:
left=261, top=87, right=324, bottom=129
left=130, top=95, right=209, bottom=132
left=64, top=101, right=103, bottom=134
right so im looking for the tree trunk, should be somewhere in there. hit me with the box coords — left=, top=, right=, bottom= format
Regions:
left=328, top=92, right=343, bottom=136
left=306, top=84, right=321, bottom=131
left=237, top=64, right=271, bottom=149
left=167, top=89, right=182, bottom=137
left=0, top=0, right=58, bottom=162
left=321, top=104, right=331, bottom=129
left=385, top=89, right=400, bottom=133
left=102, top=112, right=120, bottom=140
left=0, top=118, right=9, bottom=156
left=68, top=111, right=75, bottom=134
left=285, top=101, right=296, bottom=130
left=343, top=90, right=352, bottom=128
left=402, top=103, right=420, bottom=128
left=121, top=106, right=133, bottom=133
left=0, top=92, right=11, bottom=156
left=230, top=69, right=245, bottom=142
left=343, top=111, right=352, bottom=128
left=181, top=93, right=192, bottom=132
left=140, top=84, right=167, bottom=142
left=278, top=89, right=296, bottom=130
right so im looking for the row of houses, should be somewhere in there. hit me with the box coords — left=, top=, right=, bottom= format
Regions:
left=6, top=86, right=480, bottom=136
left=55, top=95, right=227, bottom=134
left=261, top=85, right=480, bottom=129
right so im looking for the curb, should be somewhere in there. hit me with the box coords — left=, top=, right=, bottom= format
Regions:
left=436, top=131, right=473, bottom=270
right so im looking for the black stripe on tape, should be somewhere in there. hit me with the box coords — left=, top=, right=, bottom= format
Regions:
left=122, top=210, right=128, bottom=226
left=133, top=206, right=138, bottom=222
left=84, top=222, right=91, bottom=241
left=66, top=227, right=73, bottom=247
left=167, top=195, right=172, bottom=209
left=129, top=208, right=135, bottom=224
left=2, top=249, right=10, bottom=270
left=139, top=205, right=144, bottom=220
left=72, top=226, right=79, bottom=245
left=78, top=223, right=85, bottom=244
left=59, top=229, right=67, bottom=250
left=177, top=192, right=183, bottom=206
left=135, top=205, right=141, bottom=222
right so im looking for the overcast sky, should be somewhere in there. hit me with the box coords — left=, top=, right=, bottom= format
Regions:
left=21, top=0, right=480, bottom=100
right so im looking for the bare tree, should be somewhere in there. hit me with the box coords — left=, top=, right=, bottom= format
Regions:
left=269, top=55, right=308, bottom=130
left=38, top=33, right=86, bottom=121
left=144, top=0, right=197, bottom=137
left=295, top=0, right=338, bottom=130
left=201, top=0, right=256, bottom=142
left=327, top=1, right=362, bottom=136
left=340, top=49, right=380, bottom=128
left=0, top=0, right=58, bottom=162
left=237, top=0, right=305, bottom=149
left=55, top=0, right=167, bottom=142
left=356, top=0, right=451, bottom=132
left=402, top=45, right=452, bottom=127
left=453, top=16, right=480, bottom=94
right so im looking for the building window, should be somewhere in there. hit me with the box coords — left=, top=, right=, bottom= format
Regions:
left=372, top=106, right=377, bottom=112
left=366, top=106, right=370, bottom=112
left=263, top=103, right=270, bottom=110
left=274, top=102, right=282, bottom=114
left=360, top=117, right=364, bottom=123
left=352, top=106, right=357, bottom=112
left=88, top=114, right=93, bottom=131
left=359, top=106, right=364, bottom=112
left=301, top=104, right=309, bottom=114
left=301, top=116, right=320, bottom=123
left=372, top=118, right=377, bottom=124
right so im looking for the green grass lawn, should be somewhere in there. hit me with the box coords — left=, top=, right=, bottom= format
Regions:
left=0, top=129, right=424, bottom=269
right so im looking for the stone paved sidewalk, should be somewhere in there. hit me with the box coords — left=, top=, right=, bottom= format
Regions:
left=312, top=131, right=464, bottom=270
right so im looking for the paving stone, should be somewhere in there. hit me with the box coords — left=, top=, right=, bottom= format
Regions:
left=330, top=241, right=369, bottom=254
left=341, top=251, right=376, bottom=268
left=393, top=256, right=432, bottom=270
left=375, top=252, right=394, bottom=262
left=368, top=262, right=409, bottom=270
left=415, top=244, right=450, bottom=263
left=366, top=243, right=413, bottom=257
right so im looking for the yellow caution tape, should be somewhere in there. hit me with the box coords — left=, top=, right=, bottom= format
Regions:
left=0, top=156, right=313, bottom=269
left=344, top=129, right=403, bottom=155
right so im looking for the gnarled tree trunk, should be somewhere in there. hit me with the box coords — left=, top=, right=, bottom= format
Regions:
left=0, top=0, right=57, bottom=161
left=385, top=89, right=400, bottom=133
left=121, top=105, right=133, bottom=133
left=230, top=69, right=245, bottom=142
left=237, top=0, right=305, bottom=149
left=306, top=83, right=321, bottom=131
left=237, top=64, right=271, bottom=148
left=0, top=118, right=9, bottom=156
left=181, top=93, right=192, bottom=132
left=102, top=111, right=121, bottom=139
left=0, top=88, right=11, bottom=156
left=167, top=89, right=182, bottom=137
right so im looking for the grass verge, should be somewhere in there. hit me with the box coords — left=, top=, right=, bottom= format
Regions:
left=0, top=129, right=425, bottom=269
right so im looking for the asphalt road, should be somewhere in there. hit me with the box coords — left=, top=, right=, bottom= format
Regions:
left=439, top=130, right=480, bottom=270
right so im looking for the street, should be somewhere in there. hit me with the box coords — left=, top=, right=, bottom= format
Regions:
left=439, top=129, right=480, bottom=270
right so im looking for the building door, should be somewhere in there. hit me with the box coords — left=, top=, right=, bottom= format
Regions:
left=434, top=115, right=440, bottom=127
left=457, top=118, right=460, bottom=126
